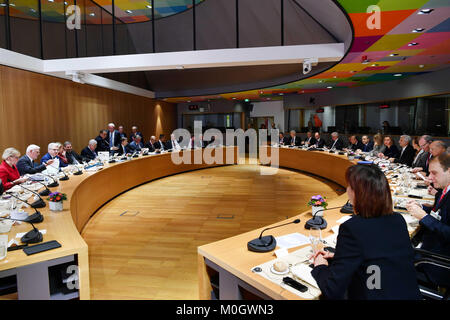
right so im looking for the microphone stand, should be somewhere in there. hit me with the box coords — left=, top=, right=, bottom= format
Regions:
left=304, top=205, right=343, bottom=230
left=40, top=173, right=59, bottom=188
left=0, top=216, right=43, bottom=244
left=4, top=192, right=44, bottom=223
left=59, top=168, right=69, bottom=181
left=33, top=180, right=51, bottom=196
left=18, top=185, right=46, bottom=208
left=247, top=219, right=301, bottom=252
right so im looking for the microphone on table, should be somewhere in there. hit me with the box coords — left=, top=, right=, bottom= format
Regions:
left=18, top=185, right=46, bottom=208
left=30, top=180, right=51, bottom=196
left=305, top=205, right=344, bottom=230
left=0, top=216, right=43, bottom=244
left=4, top=192, right=44, bottom=224
left=40, top=173, right=59, bottom=188
left=59, top=168, right=69, bottom=181
left=247, top=219, right=301, bottom=253
left=73, top=165, right=83, bottom=175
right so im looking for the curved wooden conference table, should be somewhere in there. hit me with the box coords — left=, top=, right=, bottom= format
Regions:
left=0, top=147, right=238, bottom=300
left=198, top=146, right=358, bottom=300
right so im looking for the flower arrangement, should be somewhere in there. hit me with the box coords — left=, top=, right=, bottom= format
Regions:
left=47, top=192, right=67, bottom=202
left=308, top=195, right=328, bottom=209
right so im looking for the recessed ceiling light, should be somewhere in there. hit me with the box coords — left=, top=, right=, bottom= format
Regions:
left=9, top=3, right=15, bottom=6
left=419, top=65, right=425, bottom=68
left=146, top=5, right=152, bottom=9
left=89, top=13, right=95, bottom=16
left=327, top=86, right=333, bottom=89
left=418, top=8, right=434, bottom=15
left=48, top=0, right=54, bottom=2
left=412, top=28, right=425, bottom=33
left=394, top=73, right=403, bottom=77
left=390, top=53, right=399, bottom=57
left=125, top=10, right=132, bottom=14
left=408, top=42, right=419, bottom=46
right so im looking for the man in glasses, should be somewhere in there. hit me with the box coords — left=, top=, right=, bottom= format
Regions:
left=412, top=135, right=433, bottom=174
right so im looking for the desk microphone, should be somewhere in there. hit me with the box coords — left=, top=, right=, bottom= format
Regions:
left=59, top=169, right=69, bottom=181
left=247, top=219, right=301, bottom=253
left=32, top=180, right=51, bottom=196
left=0, top=216, right=43, bottom=244
left=40, top=173, right=59, bottom=188
left=73, top=165, right=83, bottom=175
left=4, top=192, right=44, bottom=224
left=18, top=185, right=46, bottom=208
left=305, top=205, right=344, bottom=230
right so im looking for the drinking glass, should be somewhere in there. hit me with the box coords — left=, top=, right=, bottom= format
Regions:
left=309, top=226, right=323, bottom=255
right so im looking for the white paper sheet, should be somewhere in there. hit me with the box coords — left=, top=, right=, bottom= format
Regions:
left=275, top=233, right=310, bottom=249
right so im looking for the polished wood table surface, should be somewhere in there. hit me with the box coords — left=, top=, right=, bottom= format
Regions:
left=197, top=146, right=419, bottom=300
left=0, top=147, right=237, bottom=299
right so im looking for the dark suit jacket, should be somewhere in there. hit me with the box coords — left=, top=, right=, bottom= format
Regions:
left=17, top=155, right=46, bottom=175
left=107, top=130, right=121, bottom=148
left=421, top=189, right=450, bottom=286
left=81, top=147, right=97, bottom=161
left=383, top=145, right=400, bottom=159
left=394, top=145, right=415, bottom=167
left=311, top=214, right=421, bottom=300
left=130, top=132, right=144, bottom=143
left=115, top=144, right=133, bottom=156
left=348, top=142, right=364, bottom=152
left=40, top=153, right=68, bottom=168
left=288, top=136, right=301, bottom=146
left=279, top=136, right=289, bottom=145
left=66, top=151, right=83, bottom=165
left=144, top=142, right=156, bottom=152
left=95, top=136, right=109, bottom=152
left=412, top=151, right=429, bottom=170
left=361, top=142, right=374, bottom=152
left=129, top=141, right=144, bottom=152
left=328, top=138, right=344, bottom=150
left=154, top=140, right=166, bottom=150
left=315, top=138, right=326, bottom=148
left=303, top=136, right=317, bottom=146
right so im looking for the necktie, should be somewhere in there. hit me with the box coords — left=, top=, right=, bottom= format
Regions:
left=110, top=133, right=113, bottom=147
left=433, top=186, right=449, bottom=211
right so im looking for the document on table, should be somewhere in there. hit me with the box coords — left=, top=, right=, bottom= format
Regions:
left=275, top=233, right=310, bottom=249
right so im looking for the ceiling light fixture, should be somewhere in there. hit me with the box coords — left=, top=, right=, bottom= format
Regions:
left=125, top=10, right=132, bottom=14
left=408, top=42, right=419, bottom=46
left=419, top=65, right=425, bottom=68
left=412, top=28, right=425, bottom=33
left=327, top=86, right=333, bottom=89
left=390, top=53, right=399, bottom=57
left=394, top=73, right=403, bottom=77
left=418, top=8, right=434, bottom=15
left=89, top=13, right=95, bottom=16
left=146, top=5, right=152, bottom=9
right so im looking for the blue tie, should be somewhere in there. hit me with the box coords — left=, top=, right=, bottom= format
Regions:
left=110, top=133, right=113, bottom=147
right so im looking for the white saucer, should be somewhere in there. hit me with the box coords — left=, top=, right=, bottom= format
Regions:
left=270, top=265, right=289, bottom=275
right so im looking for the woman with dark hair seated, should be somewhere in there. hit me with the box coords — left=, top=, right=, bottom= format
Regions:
left=378, top=135, right=399, bottom=159
left=310, top=164, right=421, bottom=299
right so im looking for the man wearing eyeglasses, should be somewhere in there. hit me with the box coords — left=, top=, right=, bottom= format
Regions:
left=40, top=142, right=68, bottom=168
left=412, top=135, right=433, bottom=174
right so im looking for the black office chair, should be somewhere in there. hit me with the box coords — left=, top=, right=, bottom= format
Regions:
left=414, top=248, right=450, bottom=300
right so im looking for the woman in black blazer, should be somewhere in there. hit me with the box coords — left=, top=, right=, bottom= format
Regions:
left=379, top=136, right=400, bottom=159
left=311, top=164, right=421, bottom=299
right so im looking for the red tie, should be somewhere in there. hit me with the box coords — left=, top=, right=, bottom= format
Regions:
left=434, top=186, right=449, bottom=211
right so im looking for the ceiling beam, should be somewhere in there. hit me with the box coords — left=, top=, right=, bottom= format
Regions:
left=42, top=43, right=345, bottom=74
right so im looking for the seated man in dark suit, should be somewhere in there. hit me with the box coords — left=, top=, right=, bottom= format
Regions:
left=288, top=130, right=301, bottom=147
left=328, top=132, right=344, bottom=150
left=41, top=142, right=68, bottom=168
left=278, top=133, right=289, bottom=146
left=360, top=135, right=374, bottom=152
left=63, top=141, right=83, bottom=165
left=129, top=135, right=144, bottom=152
left=154, top=134, right=166, bottom=151
left=80, top=139, right=98, bottom=161
left=129, top=126, right=144, bottom=143
left=412, top=135, right=433, bottom=174
left=17, top=144, right=54, bottom=175
left=389, top=135, right=415, bottom=167
left=314, top=132, right=326, bottom=148
left=302, top=131, right=316, bottom=147
left=95, top=130, right=109, bottom=153
left=166, top=134, right=181, bottom=151
left=144, top=136, right=156, bottom=152
left=407, top=152, right=450, bottom=288
left=115, top=137, right=133, bottom=156
left=347, top=135, right=364, bottom=152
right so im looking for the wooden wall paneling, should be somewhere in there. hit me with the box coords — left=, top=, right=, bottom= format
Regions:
left=0, top=65, right=177, bottom=157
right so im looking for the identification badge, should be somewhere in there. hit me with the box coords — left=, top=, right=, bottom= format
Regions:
left=430, top=210, right=442, bottom=221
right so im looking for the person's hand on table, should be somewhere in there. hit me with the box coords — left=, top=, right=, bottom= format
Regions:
left=311, top=250, right=334, bottom=267
left=388, top=158, right=395, bottom=163
left=406, top=201, right=427, bottom=220
left=412, top=167, right=423, bottom=173
left=13, top=177, right=29, bottom=185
